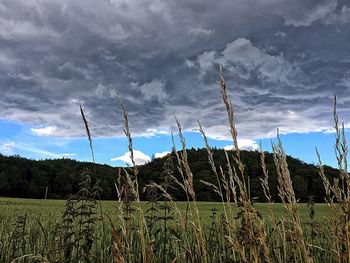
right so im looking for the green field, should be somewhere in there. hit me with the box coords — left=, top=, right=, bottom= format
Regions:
left=0, top=197, right=335, bottom=263
left=0, top=197, right=332, bottom=225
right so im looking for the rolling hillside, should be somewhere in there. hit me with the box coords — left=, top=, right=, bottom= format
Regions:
left=0, top=149, right=338, bottom=202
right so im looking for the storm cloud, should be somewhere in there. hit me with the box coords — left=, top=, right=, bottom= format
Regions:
left=0, top=0, right=349, bottom=141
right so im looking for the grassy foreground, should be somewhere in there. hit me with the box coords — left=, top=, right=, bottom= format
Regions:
left=0, top=197, right=334, bottom=263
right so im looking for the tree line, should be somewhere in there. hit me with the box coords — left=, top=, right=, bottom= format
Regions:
left=0, top=148, right=338, bottom=202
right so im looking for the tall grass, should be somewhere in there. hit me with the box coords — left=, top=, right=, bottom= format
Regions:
left=0, top=68, right=349, bottom=262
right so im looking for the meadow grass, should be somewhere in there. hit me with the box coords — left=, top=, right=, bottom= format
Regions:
left=0, top=198, right=332, bottom=226
left=0, top=198, right=333, bottom=262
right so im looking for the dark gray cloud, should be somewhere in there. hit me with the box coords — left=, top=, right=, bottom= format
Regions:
left=0, top=0, right=350, bottom=140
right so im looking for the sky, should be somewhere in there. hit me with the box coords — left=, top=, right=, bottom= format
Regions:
left=0, top=0, right=349, bottom=167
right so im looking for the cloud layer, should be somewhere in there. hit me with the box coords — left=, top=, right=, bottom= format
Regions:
left=1, top=0, right=350, bottom=142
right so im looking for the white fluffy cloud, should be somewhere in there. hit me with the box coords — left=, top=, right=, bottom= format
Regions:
left=224, top=139, right=259, bottom=151
left=197, top=37, right=298, bottom=85
left=111, top=150, right=151, bottom=165
left=31, top=126, right=58, bottom=136
left=154, top=151, right=170, bottom=159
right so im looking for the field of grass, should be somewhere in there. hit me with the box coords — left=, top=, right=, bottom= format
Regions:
left=0, top=197, right=334, bottom=263
left=0, top=197, right=332, bottom=226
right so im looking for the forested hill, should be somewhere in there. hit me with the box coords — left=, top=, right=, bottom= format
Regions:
left=0, top=149, right=338, bottom=202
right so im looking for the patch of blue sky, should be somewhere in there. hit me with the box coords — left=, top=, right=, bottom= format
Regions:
left=260, top=132, right=341, bottom=168
left=0, top=118, right=347, bottom=168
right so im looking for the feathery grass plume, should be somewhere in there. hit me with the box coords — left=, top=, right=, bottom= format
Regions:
left=174, top=117, right=208, bottom=262
left=117, top=99, right=150, bottom=262
left=118, top=100, right=140, bottom=221
left=218, top=66, right=248, bottom=202
left=259, top=141, right=280, bottom=254
left=223, top=150, right=239, bottom=204
left=170, top=128, right=194, bottom=262
left=110, top=207, right=128, bottom=262
left=113, top=167, right=133, bottom=262
left=80, top=104, right=95, bottom=164
left=120, top=100, right=138, bottom=178
left=198, top=120, right=240, bottom=254
left=316, top=148, right=333, bottom=205
left=218, top=67, right=270, bottom=263
left=198, top=121, right=226, bottom=204
left=272, top=129, right=312, bottom=263
left=272, top=129, right=296, bottom=204
left=174, top=117, right=195, bottom=201
left=219, top=66, right=240, bottom=162
left=156, top=152, right=195, bottom=262
left=79, top=104, right=106, bottom=238
left=317, top=96, right=350, bottom=262
left=223, top=151, right=238, bottom=204
left=316, top=154, right=343, bottom=260
left=219, top=66, right=270, bottom=262
left=116, top=100, right=139, bottom=240
left=334, top=96, right=349, bottom=176
left=259, top=141, right=272, bottom=205
left=333, top=96, right=349, bottom=201
left=171, top=130, right=190, bottom=229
